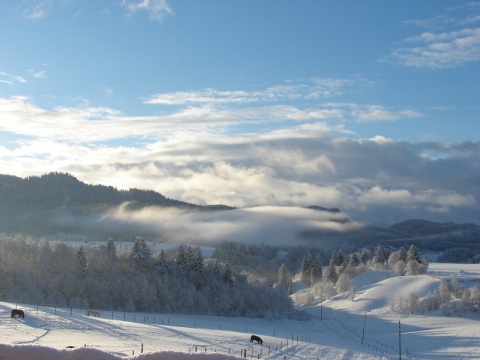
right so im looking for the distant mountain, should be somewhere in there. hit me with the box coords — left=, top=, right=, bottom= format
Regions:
left=298, top=217, right=480, bottom=253
left=0, top=172, right=234, bottom=237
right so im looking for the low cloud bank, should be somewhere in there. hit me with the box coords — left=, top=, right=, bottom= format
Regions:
left=55, top=204, right=363, bottom=246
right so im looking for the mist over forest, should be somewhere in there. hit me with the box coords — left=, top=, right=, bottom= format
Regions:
left=0, top=172, right=478, bottom=253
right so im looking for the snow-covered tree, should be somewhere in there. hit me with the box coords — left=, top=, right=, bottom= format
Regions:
left=277, top=263, right=293, bottom=294
left=407, top=244, right=422, bottom=263
left=300, top=253, right=313, bottom=285
left=175, top=245, right=188, bottom=273
left=330, top=250, right=338, bottom=267
left=439, top=279, right=452, bottom=304
left=106, top=237, right=117, bottom=265
left=336, top=273, right=351, bottom=293
left=348, top=253, right=360, bottom=268
left=128, top=237, right=152, bottom=270
left=324, top=259, right=338, bottom=284
left=191, top=246, right=204, bottom=273
left=360, top=249, right=370, bottom=264
left=372, top=245, right=386, bottom=266
left=222, top=261, right=234, bottom=285
left=336, top=249, right=345, bottom=266
left=76, top=245, right=87, bottom=277
left=212, top=260, right=222, bottom=280
left=469, top=285, right=480, bottom=313
left=310, top=255, right=322, bottom=285
left=278, top=263, right=289, bottom=286
left=155, top=249, right=170, bottom=274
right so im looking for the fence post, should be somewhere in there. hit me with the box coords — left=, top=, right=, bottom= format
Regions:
left=399, top=319, right=402, bottom=360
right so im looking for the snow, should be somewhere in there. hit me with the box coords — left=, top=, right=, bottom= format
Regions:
left=2, top=263, right=480, bottom=359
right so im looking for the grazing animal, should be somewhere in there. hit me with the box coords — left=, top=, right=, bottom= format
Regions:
left=11, top=309, right=25, bottom=318
left=250, top=335, right=263, bottom=344
left=86, top=309, right=100, bottom=317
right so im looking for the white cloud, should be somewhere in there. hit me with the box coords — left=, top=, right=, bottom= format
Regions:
left=367, top=135, right=394, bottom=144
left=390, top=28, right=480, bottom=69
left=0, top=72, right=28, bottom=85
left=352, top=105, right=422, bottom=122
left=384, top=4, right=480, bottom=69
left=28, top=68, right=47, bottom=78
left=325, top=103, right=423, bottom=122
left=22, top=0, right=52, bottom=20
left=358, top=186, right=476, bottom=213
left=0, top=95, right=478, bottom=226
left=144, top=78, right=362, bottom=105
left=122, top=0, right=173, bottom=21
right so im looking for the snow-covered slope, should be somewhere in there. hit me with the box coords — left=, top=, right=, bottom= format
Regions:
left=1, top=263, right=480, bottom=359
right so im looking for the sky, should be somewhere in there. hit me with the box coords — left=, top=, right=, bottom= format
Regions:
left=0, top=0, right=479, bottom=227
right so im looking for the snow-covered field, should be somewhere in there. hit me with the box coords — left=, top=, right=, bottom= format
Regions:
left=1, top=263, right=480, bottom=359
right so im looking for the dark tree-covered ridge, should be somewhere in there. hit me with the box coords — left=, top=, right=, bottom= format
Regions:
left=0, top=172, right=234, bottom=236
left=0, top=172, right=232, bottom=211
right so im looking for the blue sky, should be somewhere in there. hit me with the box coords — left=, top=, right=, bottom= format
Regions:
left=0, top=0, right=479, bottom=227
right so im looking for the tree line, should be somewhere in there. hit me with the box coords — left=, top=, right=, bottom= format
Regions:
left=277, top=244, right=429, bottom=304
left=0, top=235, right=293, bottom=319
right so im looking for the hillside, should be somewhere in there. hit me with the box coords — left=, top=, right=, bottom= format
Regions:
left=0, top=172, right=233, bottom=237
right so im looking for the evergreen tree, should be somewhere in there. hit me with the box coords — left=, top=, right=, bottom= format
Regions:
left=106, top=237, right=117, bottom=265
left=212, top=260, right=222, bottom=280
left=469, top=285, right=480, bottom=313
left=325, top=259, right=338, bottom=284
left=310, top=255, right=323, bottom=285
left=278, top=263, right=293, bottom=294
left=191, top=247, right=204, bottom=273
left=407, top=244, right=422, bottom=263
left=330, top=250, right=338, bottom=267
left=300, top=253, right=313, bottom=285
left=76, top=245, right=87, bottom=277
left=360, top=249, right=370, bottom=264
left=278, top=263, right=289, bottom=287
left=155, top=249, right=170, bottom=274
left=348, top=253, right=360, bottom=268
left=372, top=245, right=386, bottom=265
left=336, top=249, right=345, bottom=266
left=175, top=245, right=187, bottom=273
left=128, top=236, right=152, bottom=270
left=222, top=262, right=234, bottom=285
left=184, top=245, right=194, bottom=274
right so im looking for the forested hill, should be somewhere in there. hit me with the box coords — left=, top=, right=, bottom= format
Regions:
left=0, top=172, right=233, bottom=211
left=0, top=172, right=233, bottom=236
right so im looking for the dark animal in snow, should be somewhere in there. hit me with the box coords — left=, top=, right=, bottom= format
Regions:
left=11, top=309, right=25, bottom=318
left=250, top=335, right=263, bottom=344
